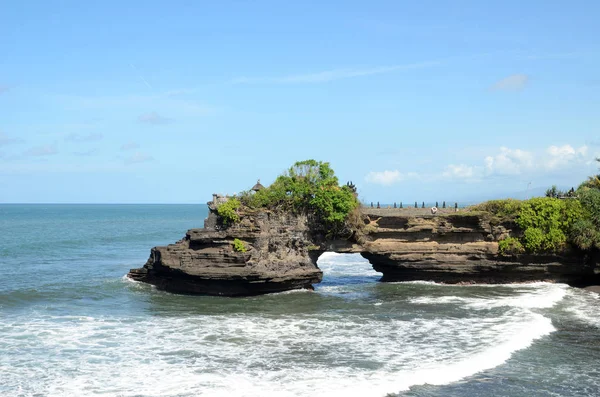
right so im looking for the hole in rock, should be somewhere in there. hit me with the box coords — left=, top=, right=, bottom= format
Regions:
left=315, top=252, right=382, bottom=289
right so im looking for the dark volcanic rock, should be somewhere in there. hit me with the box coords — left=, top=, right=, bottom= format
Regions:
left=128, top=205, right=600, bottom=296
left=128, top=210, right=323, bottom=296
left=359, top=209, right=600, bottom=286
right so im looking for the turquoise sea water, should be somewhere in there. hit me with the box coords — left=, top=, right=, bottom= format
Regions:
left=1, top=204, right=599, bottom=397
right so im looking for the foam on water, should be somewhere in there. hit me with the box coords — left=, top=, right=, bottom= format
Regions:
left=410, top=283, right=569, bottom=310
left=0, top=253, right=564, bottom=397
left=0, top=308, right=555, bottom=397
left=563, top=288, right=600, bottom=328
left=317, top=252, right=382, bottom=278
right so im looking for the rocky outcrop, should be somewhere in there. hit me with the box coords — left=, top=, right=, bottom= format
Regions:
left=128, top=205, right=600, bottom=296
left=128, top=209, right=323, bottom=295
left=359, top=209, right=600, bottom=285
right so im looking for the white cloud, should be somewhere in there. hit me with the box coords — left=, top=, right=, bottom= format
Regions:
left=365, top=170, right=417, bottom=185
left=544, top=144, right=588, bottom=169
left=459, top=144, right=592, bottom=178
left=443, top=164, right=478, bottom=180
left=490, top=74, right=529, bottom=91
left=232, top=61, right=439, bottom=84
left=364, top=143, right=594, bottom=189
left=484, top=147, right=534, bottom=175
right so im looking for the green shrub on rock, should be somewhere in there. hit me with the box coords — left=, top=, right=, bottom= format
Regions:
left=470, top=199, right=522, bottom=220
left=232, top=238, right=247, bottom=252
left=570, top=219, right=600, bottom=250
left=217, top=198, right=241, bottom=225
left=239, top=160, right=359, bottom=233
left=498, top=237, right=524, bottom=256
left=516, top=197, right=583, bottom=253
left=579, top=188, right=600, bottom=226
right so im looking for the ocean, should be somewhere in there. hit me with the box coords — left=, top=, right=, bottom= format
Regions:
left=1, top=204, right=599, bottom=397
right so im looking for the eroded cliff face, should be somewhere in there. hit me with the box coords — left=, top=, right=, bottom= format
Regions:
left=128, top=210, right=323, bottom=295
left=359, top=210, right=600, bottom=285
left=128, top=207, right=600, bottom=296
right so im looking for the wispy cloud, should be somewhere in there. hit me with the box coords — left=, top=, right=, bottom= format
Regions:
left=164, top=88, right=195, bottom=97
left=366, top=144, right=593, bottom=187
left=544, top=144, right=588, bottom=170
left=442, top=164, right=479, bottom=181
left=0, top=85, right=9, bottom=94
left=124, top=152, right=154, bottom=164
left=232, top=61, right=439, bottom=84
left=129, top=63, right=152, bottom=89
left=138, top=111, right=173, bottom=125
left=65, top=132, right=103, bottom=142
left=0, top=131, right=24, bottom=146
left=120, top=141, right=140, bottom=151
left=73, top=149, right=99, bottom=156
left=484, top=147, right=534, bottom=175
left=490, top=74, right=529, bottom=91
left=524, top=51, right=582, bottom=61
left=454, top=144, right=590, bottom=180
left=365, top=170, right=418, bottom=185
left=24, top=144, right=58, bottom=157
left=53, top=93, right=213, bottom=118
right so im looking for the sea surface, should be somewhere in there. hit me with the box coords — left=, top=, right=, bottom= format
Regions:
left=1, top=204, right=599, bottom=397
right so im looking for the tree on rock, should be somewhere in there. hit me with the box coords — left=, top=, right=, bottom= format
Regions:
left=239, top=160, right=359, bottom=233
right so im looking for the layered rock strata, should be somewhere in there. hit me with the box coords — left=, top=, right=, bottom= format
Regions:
left=128, top=209, right=323, bottom=295
left=128, top=206, right=600, bottom=296
left=360, top=209, right=600, bottom=285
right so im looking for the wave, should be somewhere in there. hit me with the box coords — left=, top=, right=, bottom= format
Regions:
left=409, top=283, right=569, bottom=311
left=0, top=304, right=555, bottom=397
left=564, top=289, right=600, bottom=328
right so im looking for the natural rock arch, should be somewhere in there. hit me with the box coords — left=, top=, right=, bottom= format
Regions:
left=128, top=206, right=600, bottom=296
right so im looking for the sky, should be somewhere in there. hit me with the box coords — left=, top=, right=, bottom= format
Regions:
left=1, top=0, right=599, bottom=204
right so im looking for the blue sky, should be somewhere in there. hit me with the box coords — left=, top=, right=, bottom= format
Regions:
left=1, top=0, right=599, bottom=203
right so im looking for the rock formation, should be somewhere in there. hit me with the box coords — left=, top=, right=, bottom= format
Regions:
left=359, top=209, right=600, bottom=285
left=128, top=206, right=324, bottom=296
left=128, top=204, right=600, bottom=296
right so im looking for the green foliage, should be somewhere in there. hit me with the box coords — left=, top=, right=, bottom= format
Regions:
left=498, top=237, right=524, bottom=256
left=581, top=175, right=600, bottom=190
left=232, top=238, right=247, bottom=252
left=474, top=161, right=600, bottom=253
left=570, top=219, right=600, bottom=250
left=545, top=185, right=565, bottom=198
left=579, top=158, right=600, bottom=190
left=569, top=187, right=600, bottom=250
left=470, top=199, right=522, bottom=220
left=217, top=198, right=241, bottom=225
left=522, top=227, right=546, bottom=252
left=579, top=188, right=600, bottom=226
left=516, top=197, right=584, bottom=252
left=239, top=160, right=359, bottom=232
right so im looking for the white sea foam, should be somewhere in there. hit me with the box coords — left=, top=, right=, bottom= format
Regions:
left=564, top=288, right=600, bottom=328
left=269, top=288, right=312, bottom=296
left=0, top=255, right=563, bottom=397
left=393, top=280, right=439, bottom=285
left=410, top=283, right=569, bottom=311
left=317, top=253, right=381, bottom=278
left=121, top=274, right=138, bottom=283
left=0, top=306, right=555, bottom=397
